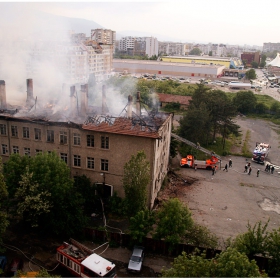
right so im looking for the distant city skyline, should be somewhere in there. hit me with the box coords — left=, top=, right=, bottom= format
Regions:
left=1, top=1, right=280, bottom=47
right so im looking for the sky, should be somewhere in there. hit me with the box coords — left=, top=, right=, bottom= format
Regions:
left=4, top=0, right=279, bottom=47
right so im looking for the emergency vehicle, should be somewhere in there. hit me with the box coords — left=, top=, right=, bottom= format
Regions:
left=180, top=154, right=219, bottom=170
left=252, top=142, right=270, bottom=164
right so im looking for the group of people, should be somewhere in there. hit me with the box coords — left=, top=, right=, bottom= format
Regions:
left=244, top=162, right=252, bottom=175
left=265, top=163, right=275, bottom=174
left=222, top=159, right=233, bottom=172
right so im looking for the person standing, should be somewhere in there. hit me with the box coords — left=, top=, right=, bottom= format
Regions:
left=248, top=166, right=252, bottom=175
left=257, top=169, right=260, bottom=177
left=271, top=166, right=275, bottom=174
left=223, top=163, right=228, bottom=172
left=212, top=166, right=215, bottom=176
left=244, top=164, right=248, bottom=173
left=229, top=159, right=232, bottom=168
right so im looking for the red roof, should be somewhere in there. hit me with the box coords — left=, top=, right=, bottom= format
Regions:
left=82, top=116, right=170, bottom=139
left=157, top=93, right=191, bottom=105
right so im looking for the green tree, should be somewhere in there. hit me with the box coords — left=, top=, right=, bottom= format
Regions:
left=212, top=247, right=265, bottom=277
left=245, top=68, right=257, bottom=80
left=129, top=209, right=155, bottom=244
left=122, top=151, right=150, bottom=216
left=260, top=54, right=266, bottom=68
left=4, top=152, right=87, bottom=236
left=209, top=51, right=213, bottom=56
left=255, top=102, right=268, bottom=114
left=15, top=167, right=52, bottom=227
left=0, top=157, right=8, bottom=254
left=153, top=198, right=193, bottom=248
left=227, top=220, right=269, bottom=259
left=189, top=47, right=202, bottom=56
left=266, top=227, right=280, bottom=276
left=184, top=223, right=219, bottom=249
left=232, top=90, right=257, bottom=114
left=162, top=248, right=265, bottom=277
left=251, top=61, right=259, bottom=68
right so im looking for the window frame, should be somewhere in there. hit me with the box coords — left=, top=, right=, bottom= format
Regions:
left=73, top=133, right=81, bottom=146
left=23, top=127, right=30, bottom=139
left=73, top=155, right=81, bottom=167
left=46, top=130, right=54, bottom=143
left=101, top=159, right=109, bottom=171
left=34, top=128, right=41, bottom=140
left=101, top=136, right=109, bottom=149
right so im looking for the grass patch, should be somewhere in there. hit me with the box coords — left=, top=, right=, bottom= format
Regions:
left=241, top=130, right=252, bottom=157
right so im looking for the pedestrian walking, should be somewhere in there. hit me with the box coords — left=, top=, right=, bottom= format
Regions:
left=271, top=166, right=275, bottom=174
left=223, top=163, right=228, bottom=172
left=248, top=166, right=252, bottom=175
left=265, top=164, right=269, bottom=172
left=257, top=169, right=260, bottom=177
left=212, top=166, right=215, bottom=176
left=229, top=159, right=232, bottom=168
left=244, top=164, right=248, bottom=173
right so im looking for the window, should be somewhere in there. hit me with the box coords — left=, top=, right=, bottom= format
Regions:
left=24, top=147, right=30, bottom=156
left=87, top=157, right=94, bottom=169
left=101, top=159, right=108, bottom=171
left=60, top=153, right=68, bottom=164
left=101, top=136, right=109, bottom=149
left=73, top=155, right=81, bottom=167
left=35, top=149, right=42, bottom=154
left=12, top=146, right=19, bottom=154
left=11, top=125, right=18, bottom=137
left=47, top=130, right=54, bottom=142
left=1, top=144, right=8, bottom=155
left=73, top=133, right=81, bottom=145
left=0, top=124, right=6, bottom=135
left=87, top=135, right=94, bottom=147
left=34, top=128, right=41, bottom=140
left=60, top=131, right=68, bottom=144
left=23, top=127, right=29, bottom=139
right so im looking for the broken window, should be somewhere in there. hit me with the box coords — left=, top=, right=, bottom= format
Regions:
left=60, top=153, right=68, bottom=164
left=34, top=128, right=41, bottom=140
left=23, top=127, right=29, bottom=139
left=0, top=124, right=6, bottom=136
left=11, top=125, right=18, bottom=137
left=47, top=130, right=54, bottom=142
left=12, top=146, right=19, bottom=154
left=60, top=131, right=68, bottom=144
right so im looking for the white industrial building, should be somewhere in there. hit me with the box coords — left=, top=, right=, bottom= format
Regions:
left=113, top=59, right=225, bottom=78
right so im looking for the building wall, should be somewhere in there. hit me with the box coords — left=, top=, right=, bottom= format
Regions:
left=0, top=114, right=172, bottom=209
left=113, top=59, right=225, bottom=78
left=161, top=56, right=231, bottom=67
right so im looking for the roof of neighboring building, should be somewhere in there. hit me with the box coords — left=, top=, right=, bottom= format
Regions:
left=268, top=53, right=280, bottom=67
left=157, top=93, right=191, bottom=106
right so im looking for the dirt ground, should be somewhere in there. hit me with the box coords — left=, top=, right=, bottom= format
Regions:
left=161, top=116, right=280, bottom=247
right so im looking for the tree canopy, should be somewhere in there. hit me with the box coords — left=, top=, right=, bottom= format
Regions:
left=4, top=152, right=87, bottom=236
left=189, top=47, right=202, bottom=56
left=232, top=90, right=257, bottom=114
left=179, top=84, right=239, bottom=148
left=161, top=248, right=265, bottom=278
left=245, top=68, right=257, bottom=80
left=122, top=150, right=150, bottom=216
left=153, top=198, right=193, bottom=248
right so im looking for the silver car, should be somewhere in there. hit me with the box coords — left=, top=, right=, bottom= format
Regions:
left=127, top=246, right=145, bottom=272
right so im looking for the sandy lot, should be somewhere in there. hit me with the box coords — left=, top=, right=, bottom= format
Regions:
left=169, top=116, right=280, bottom=247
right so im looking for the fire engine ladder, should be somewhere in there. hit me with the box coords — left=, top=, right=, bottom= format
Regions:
left=69, top=238, right=93, bottom=255
left=171, top=133, right=222, bottom=161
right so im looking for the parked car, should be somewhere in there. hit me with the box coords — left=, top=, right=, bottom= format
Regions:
left=0, top=256, right=7, bottom=274
left=7, top=258, right=24, bottom=277
left=127, top=246, right=145, bottom=273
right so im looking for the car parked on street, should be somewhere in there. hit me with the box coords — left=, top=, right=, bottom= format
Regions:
left=127, top=246, right=145, bottom=273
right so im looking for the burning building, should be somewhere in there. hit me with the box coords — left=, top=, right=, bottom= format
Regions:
left=0, top=79, right=172, bottom=209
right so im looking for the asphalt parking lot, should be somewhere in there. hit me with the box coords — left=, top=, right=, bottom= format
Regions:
left=173, top=116, right=280, bottom=246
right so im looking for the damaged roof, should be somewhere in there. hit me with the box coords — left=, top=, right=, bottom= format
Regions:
left=82, top=114, right=171, bottom=139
